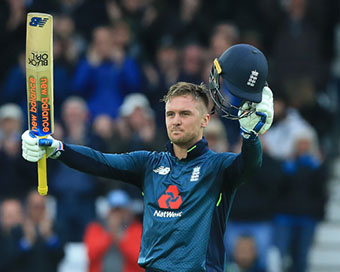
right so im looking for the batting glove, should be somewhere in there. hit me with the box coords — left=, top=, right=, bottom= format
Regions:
left=239, top=86, right=274, bottom=140
left=22, top=130, right=63, bottom=162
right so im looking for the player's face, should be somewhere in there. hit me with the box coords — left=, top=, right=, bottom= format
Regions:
left=165, top=95, right=209, bottom=148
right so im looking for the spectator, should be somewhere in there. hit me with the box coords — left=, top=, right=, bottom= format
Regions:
left=261, top=92, right=327, bottom=272
left=84, top=189, right=144, bottom=272
left=0, top=103, right=23, bottom=143
left=92, top=114, right=123, bottom=153
left=0, top=198, right=25, bottom=271
left=59, top=96, right=93, bottom=145
left=53, top=13, right=86, bottom=66
left=203, top=117, right=229, bottom=153
left=142, top=43, right=180, bottom=125
left=178, top=42, right=205, bottom=85
left=212, top=0, right=267, bottom=34
left=241, top=30, right=265, bottom=53
left=208, top=22, right=240, bottom=59
left=52, top=0, right=109, bottom=42
left=17, top=190, right=65, bottom=272
left=0, top=0, right=26, bottom=84
left=117, top=93, right=166, bottom=152
left=273, top=128, right=327, bottom=272
left=0, top=192, right=64, bottom=272
left=262, top=94, right=320, bottom=160
left=154, top=43, right=180, bottom=91
left=160, top=0, right=210, bottom=47
left=72, top=25, right=141, bottom=119
left=134, top=0, right=169, bottom=61
left=0, top=103, right=36, bottom=200
left=104, top=0, right=162, bottom=61
left=281, top=77, right=333, bottom=143
left=52, top=13, right=86, bottom=117
left=49, top=96, right=102, bottom=242
left=225, top=141, right=283, bottom=271
left=1, top=52, right=26, bottom=109
left=271, top=0, right=329, bottom=91
left=227, top=235, right=265, bottom=272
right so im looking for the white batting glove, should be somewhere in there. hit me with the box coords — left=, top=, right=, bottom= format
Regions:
left=239, top=86, right=274, bottom=140
left=22, top=130, right=63, bottom=162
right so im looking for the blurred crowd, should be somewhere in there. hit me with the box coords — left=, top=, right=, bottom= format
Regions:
left=0, top=0, right=340, bottom=271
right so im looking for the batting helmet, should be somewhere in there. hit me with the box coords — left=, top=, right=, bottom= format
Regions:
left=209, top=44, right=268, bottom=119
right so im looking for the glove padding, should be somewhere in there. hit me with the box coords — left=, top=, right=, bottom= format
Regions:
left=22, top=130, right=63, bottom=162
left=239, top=86, right=274, bottom=140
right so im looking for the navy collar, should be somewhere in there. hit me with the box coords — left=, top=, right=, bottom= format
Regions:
left=166, top=137, right=210, bottom=160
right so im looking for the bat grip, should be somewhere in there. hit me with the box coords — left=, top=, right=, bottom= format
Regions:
left=38, top=137, right=48, bottom=195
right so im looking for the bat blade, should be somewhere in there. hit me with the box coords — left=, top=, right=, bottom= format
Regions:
left=26, top=12, right=54, bottom=195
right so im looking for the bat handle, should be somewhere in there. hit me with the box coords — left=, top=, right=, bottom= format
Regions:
left=38, top=149, right=48, bottom=196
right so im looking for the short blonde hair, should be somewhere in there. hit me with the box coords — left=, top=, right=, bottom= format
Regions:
left=162, top=82, right=210, bottom=111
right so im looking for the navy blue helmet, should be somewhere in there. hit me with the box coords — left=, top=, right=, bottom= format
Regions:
left=209, top=44, right=268, bottom=119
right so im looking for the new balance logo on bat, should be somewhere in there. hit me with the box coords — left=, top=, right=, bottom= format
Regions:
left=29, top=17, right=49, bottom=27
left=247, top=70, right=259, bottom=87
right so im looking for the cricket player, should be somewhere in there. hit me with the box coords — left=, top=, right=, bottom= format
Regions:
left=22, top=44, right=273, bottom=272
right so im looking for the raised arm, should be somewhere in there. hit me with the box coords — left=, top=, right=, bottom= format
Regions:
left=224, top=86, right=274, bottom=188
left=21, top=131, right=148, bottom=189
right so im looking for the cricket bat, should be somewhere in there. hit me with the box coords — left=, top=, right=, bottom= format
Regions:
left=26, top=13, right=54, bottom=196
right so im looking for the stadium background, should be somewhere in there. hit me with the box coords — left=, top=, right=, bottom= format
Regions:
left=0, top=0, right=340, bottom=271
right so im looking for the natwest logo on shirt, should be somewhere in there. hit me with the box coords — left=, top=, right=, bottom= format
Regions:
left=158, top=185, right=182, bottom=209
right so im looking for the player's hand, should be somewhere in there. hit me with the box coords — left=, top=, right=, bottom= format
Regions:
left=22, top=130, right=63, bottom=162
left=239, top=86, right=274, bottom=140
